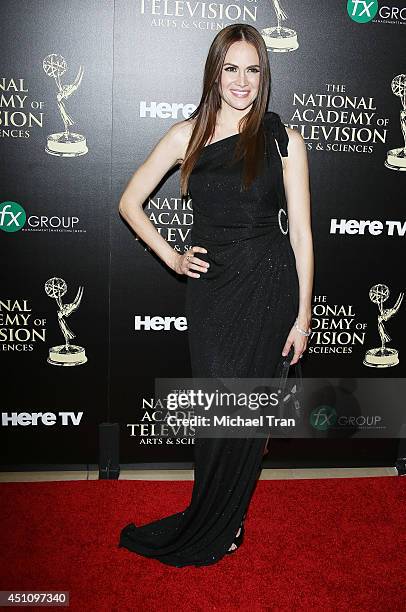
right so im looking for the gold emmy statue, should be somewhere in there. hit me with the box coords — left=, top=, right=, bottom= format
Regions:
left=45, top=277, right=88, bottom=366
left=42, top=54, right=88, bottom=157
left=363, top=284, right=404, bottom=368
left=261, top=0, right=299, bottom=52
left=385, top=73, right=406, bottom=171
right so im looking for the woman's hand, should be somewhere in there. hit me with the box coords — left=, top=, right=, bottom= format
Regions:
left=173, top=246, right=210, bottom=278
left=281, top=319, right=311, bottom=365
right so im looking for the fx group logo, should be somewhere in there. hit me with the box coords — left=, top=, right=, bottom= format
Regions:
left=0, top=201, right=26, bottom=232
left=347, top=0, right=379, bottom=22
left=310, top=405, right=337, bottom=431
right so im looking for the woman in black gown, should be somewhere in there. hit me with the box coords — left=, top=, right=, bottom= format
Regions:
left=118, top=24, right=313, bottom=567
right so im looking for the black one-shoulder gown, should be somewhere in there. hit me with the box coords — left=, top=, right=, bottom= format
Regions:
left=118, top=111, right=300, bottom=567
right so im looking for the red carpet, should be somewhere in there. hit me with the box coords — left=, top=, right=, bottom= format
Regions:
left=0, top=476, right=405, bottom=611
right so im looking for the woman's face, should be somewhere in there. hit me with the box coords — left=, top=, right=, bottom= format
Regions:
left=219, top=40, right=260, bottom=112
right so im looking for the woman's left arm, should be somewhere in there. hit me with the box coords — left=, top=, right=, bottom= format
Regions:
left=281, top=127, right=314, bottom=362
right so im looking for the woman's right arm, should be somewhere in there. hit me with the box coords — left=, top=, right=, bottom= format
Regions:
left=118, top=121, right=208, bottom=278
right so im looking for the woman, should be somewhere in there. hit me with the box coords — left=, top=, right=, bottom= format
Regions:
left=118, top=23, right=313, bottom=567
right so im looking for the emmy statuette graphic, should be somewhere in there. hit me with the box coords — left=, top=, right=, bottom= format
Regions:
left=363, top=284, right=404, bottom=368
left=385, top=73, right=406, bottom=171
left=45, top=277, right=88, bottom=366
left=42, top=54, right=88, bottom=157
left=261, top=0, right=299, bottom=52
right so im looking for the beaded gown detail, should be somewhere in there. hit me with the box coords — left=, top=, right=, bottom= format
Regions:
left=118, top=111, right=299, bottom=567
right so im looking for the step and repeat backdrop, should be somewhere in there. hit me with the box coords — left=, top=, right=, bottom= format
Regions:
left=1, top=0, right=405, bottom=467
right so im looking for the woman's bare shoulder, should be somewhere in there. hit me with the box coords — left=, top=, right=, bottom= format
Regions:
left=283, top=126, right=308, bottom=177
left=285, top=126, right=304, bottom=144
left=285, top=126, right=306, bottom=154
left=167, top=118, right=197, bottom=161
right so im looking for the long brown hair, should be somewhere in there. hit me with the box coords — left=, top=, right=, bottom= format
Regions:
left=180, top=24, right=271, bottom=197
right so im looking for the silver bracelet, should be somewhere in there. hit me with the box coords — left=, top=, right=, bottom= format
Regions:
left=295, top=318, right=311, bottom=337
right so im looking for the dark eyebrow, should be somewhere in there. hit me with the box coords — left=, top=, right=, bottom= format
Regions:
left=223, top=62, right=260, bottom=68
